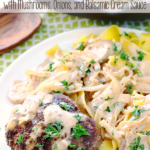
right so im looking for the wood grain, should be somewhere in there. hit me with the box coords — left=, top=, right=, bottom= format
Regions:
left=0, top=13, right=42, bottom=54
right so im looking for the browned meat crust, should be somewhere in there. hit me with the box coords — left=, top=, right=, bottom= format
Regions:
left=6, top=94, right=101, bottom=150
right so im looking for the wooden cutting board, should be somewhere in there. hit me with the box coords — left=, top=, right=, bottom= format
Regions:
left=0, top=13, right=42, bottom=54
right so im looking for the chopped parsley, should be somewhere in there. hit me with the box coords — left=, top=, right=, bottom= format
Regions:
left=36, top=143, right=44, bottom=148
left=39, top=100, right=43, bottom=106
left=124, top=31, right=129, bottom=36
left=60, top=55, right=67, bottom=64
left=94, top=106, right=98, bottom=109
left=15, top=109, right=19, bottom=113
left=100, top=80, right=103, bottom=84
left=124, top=32, right=131, bottom=38
left=129, top=136, right=144, bottom=150
left=15, top=135, right=24, bottom=145
left=72, top=124, right=90, bottom=139
left=104, top=96, right=113, bottom=101
left=74, top=113, right=83, bottom=122
left=114, top=55, right=118, bottom=64
left=103, top=127, right=106, bottom=130
left=132, top=105, right=146, bottom=120
left=54, top=121, right=62, bottom=133
left=102, top=59, right=106, bottom=61
left=141, top=41, right=146, bottom=45
left=119, top=33, right=122, bottom=37
left=49, top=62, right=54, bottom=72
left=95, top=68, right=99, bottom=72
left=76, top=147, right=85, bottom=150
left=76, top=42, right=84, bottom=51
left=113, top=43, right=118, bottom=51
left=132, top=56, right=137, bottom=61
left=139, top=131, right=145, bottom=135
left=42, top=77, right=47, bottom=82
left=60, top=80, right=69, bottom=90
left=53, top=90, right=61, bottom=94
left=118, top=50, right=129, bottom=61
left=146, top=131, right=150, bottom=136
left=44, top=121, right=61, bottom=140
left=136, top=50, right=145, bottom=61
left=129, top=63, right=142, bottom=77
left=112, top=129, right=114, bottom=136
left=78, top=66, right=82, bottom=71
left=30, top=127, right=33, bottom=131
left=125, top=83, right=133, bottom=95
left=106, top=106, right=111, bottom=112
left=54, top=143, right=58, bottom=150
left=11, top=148, right=14, bottom=150
left=69, top=143, right=76, bottom=148
left=85, top=67, right=91, bottom=74
left=90, top=59, right=96, bottom=64
left=60, top=102, right=73, bottom=111
left=114, top=102, right=119, bottom=107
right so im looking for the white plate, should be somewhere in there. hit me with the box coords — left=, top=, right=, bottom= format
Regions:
left=0, top=27, right=146, bottom=149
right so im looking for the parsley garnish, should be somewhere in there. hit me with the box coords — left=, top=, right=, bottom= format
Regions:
left=76, top=42, right=84, bottom=51
left=76, top=147, right=85, bottom=150
left=139, top=131, right=145, bottom=135
left=129, top=136, right=144, bottom=150
left=129, top=63, right=142, bottom=77
left=60, top=102, right=73, bottom=111
left=36, top=143, right=44, bottom=148
left=132, top=56, right=137, bottom=61
left=74, top=113, right=83, bottom=122
left=60, top=55, right=67, bottom=64
left=104, top=96, right=113, bottom=101
left=95, top=68, right=99, bottom=72
left=85, top=67, right=91, bottom=74
left=42, top=77, right=47, bottom=82
left=69, top=143, right=76, bottom=148
left=119, top=33, right=122, bottom=37
left=94, top=106, right=98, bottom=109
left=146, top=131, right=150, bottom=136
left=39, top=100, right=43, bottom=106
left=15, top=109, right=19, bottom=113
left=15, top=135, right=24, bottom=145
left=30, top=127, right=33, bottom=131
left=102, top=59, right=106, bottom=61
left=100, top=80, right=103, bottom=84
left=114, top=55, right=118, bottom=64
left=54, top=121, right=62, bottom=133
left=72, top=124, right=90, bottom=139
left=90, top=59, right=96, bottom=64
left=11, top=148, right=14, bottom=150
left=141, top=41, right=145, bottom=45
left=106, top=106, right=111, bottom=112
left=125, top=83, right=133, bottom=95
left=136, top=50, right=145, bottom=61
left=132, top=105, right=146, bottom=119
left=53, top=90, right=61, bottom=94
left=54, top=143, right=58, bottom=150
left=49, top=62, right=54, bottom=72
left=113, top=43, right=118, bottom=51
left=124, top=31, right=129, bottom=36
left=112, top=129, right=114, bottom=136
left=44, top=121, right=61, bottom=140
left=118, top=50, right=129, bottom=61
left=60, top=80, right=69, bottom=90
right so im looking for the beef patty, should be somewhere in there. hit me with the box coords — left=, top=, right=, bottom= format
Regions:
left=5, top=93, right=101, bottom=150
